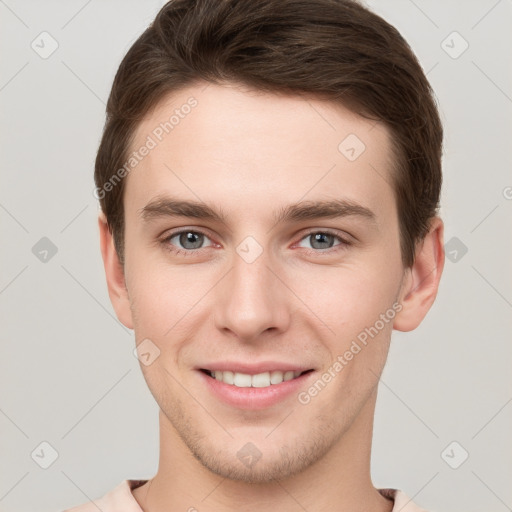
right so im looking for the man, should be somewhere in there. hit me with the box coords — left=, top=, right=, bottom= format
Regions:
left=66, top=0, right=444, bottom=510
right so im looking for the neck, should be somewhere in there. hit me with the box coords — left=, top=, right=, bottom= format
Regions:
left=133, top=389, right=393, bottom=512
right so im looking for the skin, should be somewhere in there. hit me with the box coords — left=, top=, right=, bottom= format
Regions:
left=99, top=82, right=444, bottom=512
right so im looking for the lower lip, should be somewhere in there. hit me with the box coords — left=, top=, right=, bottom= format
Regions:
left=198, top=370, right=314, bottom=410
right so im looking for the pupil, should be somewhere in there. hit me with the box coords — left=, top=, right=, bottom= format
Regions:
left=311, top=233, right=333, bottom=249
left=180, top=232, right=202, bottom=249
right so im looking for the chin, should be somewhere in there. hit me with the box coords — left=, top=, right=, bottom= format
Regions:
left=185, top=430, right=336, bottom=484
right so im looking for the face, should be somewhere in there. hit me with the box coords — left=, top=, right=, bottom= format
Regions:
left=111, top=82, right=412, bottom=482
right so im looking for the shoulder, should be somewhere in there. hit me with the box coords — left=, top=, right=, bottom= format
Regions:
left=379, top=488, right=431, bottom=512
left=62, top=480, right=148, bottom=512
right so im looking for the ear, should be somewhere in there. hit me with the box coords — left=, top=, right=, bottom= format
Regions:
left=393, top=216, right=445, bottom=332
left=98, top=211, right=134, bottom=329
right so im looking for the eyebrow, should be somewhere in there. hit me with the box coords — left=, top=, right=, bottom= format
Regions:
left=140, top=196, right=376, bottom=226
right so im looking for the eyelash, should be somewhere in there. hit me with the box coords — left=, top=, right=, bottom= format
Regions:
left=160, top=229, right=352, bottom=257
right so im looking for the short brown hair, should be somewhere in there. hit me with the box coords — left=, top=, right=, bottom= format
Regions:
left=95, top=0, right=443, bottom=267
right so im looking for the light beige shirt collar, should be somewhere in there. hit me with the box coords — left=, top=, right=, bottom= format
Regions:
left=64, top=479, right=429, bottom=512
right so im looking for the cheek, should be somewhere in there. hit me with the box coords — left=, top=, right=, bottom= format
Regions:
left=287, top=261, right=401, bottom=338
left=125, top=256, right=213, bottom=342
left=300, top=268, right=396, bottom=409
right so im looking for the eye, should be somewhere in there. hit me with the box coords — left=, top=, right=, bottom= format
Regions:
left=164, top=230, right=214, bottom=253
left=296, top=231, right=348, bottom=251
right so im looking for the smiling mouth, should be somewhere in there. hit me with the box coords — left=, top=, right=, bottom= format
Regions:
left=200, top=369, right=314, bottom=388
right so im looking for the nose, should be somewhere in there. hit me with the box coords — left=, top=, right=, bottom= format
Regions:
left=213, top=247, right=291, bottom=343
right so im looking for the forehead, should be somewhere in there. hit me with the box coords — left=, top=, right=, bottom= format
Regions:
left=126, top=82, right=396, bottom=224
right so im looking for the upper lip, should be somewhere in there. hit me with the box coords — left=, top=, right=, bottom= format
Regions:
left=197, top=362, right=314, bottom=375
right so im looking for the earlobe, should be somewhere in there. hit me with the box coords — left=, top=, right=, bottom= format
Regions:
left=98, top=212, right=134, bottom=330
left=393, top=217, right=445, bottom=332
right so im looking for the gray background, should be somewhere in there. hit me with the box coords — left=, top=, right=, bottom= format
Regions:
left=1, top=1, right=511, bottom=511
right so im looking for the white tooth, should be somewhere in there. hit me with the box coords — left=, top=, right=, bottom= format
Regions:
left=233, top=372, right=252, bottom=387
left=214, top=369, right=300, bottom=387
left=252, top=372, right=270, bottom=388
left=269, top=371, right=285, bottom=384
left=223, top=370, right=234, bottom=385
